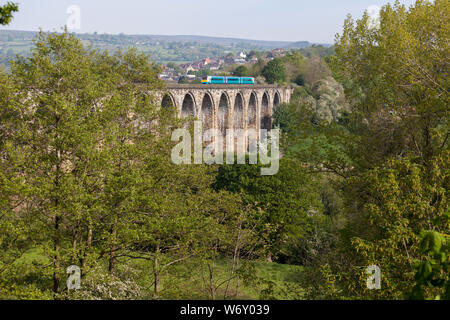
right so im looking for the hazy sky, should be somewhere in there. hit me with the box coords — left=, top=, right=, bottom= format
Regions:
left=1, top=0, right=417, bottom=43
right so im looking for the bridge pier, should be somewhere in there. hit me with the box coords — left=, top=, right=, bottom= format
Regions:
left=158, top=84, right=293, bottom=139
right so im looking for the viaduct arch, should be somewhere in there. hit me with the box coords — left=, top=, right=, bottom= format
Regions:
left=158, top=84, right=294, bottom=135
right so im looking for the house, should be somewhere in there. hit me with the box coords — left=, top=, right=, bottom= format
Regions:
left=208, top=62, right=221, bottom=71
left=239, top=51, right=247, bottom=59
left=233, top=58, right=246, bottom=65
left=180, top=63, right=197, bottom=73
left=201, top=58, right=212, bottom=66
left=224, top=56, right=235, bottom=65
left=269, top=48, right=287, bottom=58
left=249, top=56, right=259, bottom=64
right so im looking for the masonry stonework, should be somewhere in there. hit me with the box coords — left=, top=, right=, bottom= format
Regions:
left=157, top=84, right=294, bottom=134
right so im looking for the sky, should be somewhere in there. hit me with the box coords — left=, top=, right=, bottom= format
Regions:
left=1, top=0, right=418, bottom=43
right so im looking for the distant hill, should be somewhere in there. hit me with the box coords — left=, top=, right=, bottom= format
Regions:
left=123, top=34, right=314, bottom=49
left=0, top=30, right=326, bottom=48
left=0, top=30, right=332, bottom=66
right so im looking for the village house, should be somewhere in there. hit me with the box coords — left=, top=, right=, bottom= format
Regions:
left=249, top=56, right=259, bottom=64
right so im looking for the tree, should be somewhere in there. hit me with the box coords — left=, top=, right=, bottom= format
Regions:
left=334, top=0, right=448, bottom=170
left=0, top=2, right=18, bottom=25
left=261, top=59, right=286, bottom=84
left=178, top=76, right=189, bottom=84
left=280, top=51, right=306, bottom=84
left=0, top=30, right=169, bottom=297
left=298, top=0, right=450, bottom=300
left=0, top=30, right=262, bottom=300
left=302, top=55, right=331, bottom=88
left=213, top=157, right=323, bottom=263
left=232, top=65, right=248, bottom=77
left=410, top=230, right=449, bottom=300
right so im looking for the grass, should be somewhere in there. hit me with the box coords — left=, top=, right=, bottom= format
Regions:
left=131, top=256, right=306, bottom=300
left=3, top=248, right=306, bottom=300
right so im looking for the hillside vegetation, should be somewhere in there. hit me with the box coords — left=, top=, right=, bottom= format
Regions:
left=0, top=0, right=448, bottom=300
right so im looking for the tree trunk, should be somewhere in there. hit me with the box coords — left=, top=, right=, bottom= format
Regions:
left=108, top=222, right=118, bottom=274
left=153, top=242, right=160, bottom=297
left=225, top=218, right=242, bottom=299
left=53, top=215, right=61, bottom=296
left=80, top=227, right=92, bottom=273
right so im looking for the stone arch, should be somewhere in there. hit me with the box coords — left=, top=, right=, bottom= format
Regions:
left=201, top=92, right=214, bottom=130
left=248, top=91, right=257, bottom=130
left=161, top=93, right=175, bottom=108
left=233, top=92, right=244, bottom=130
left=273, top=91, right=281, bottom=108
left=218, top=92, right=230, bottom=136
left=181, top=92, right=196, bottom=118
left=261, top=91, right=271, bottom=130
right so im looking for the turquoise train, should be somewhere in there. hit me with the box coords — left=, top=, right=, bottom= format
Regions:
left=201, top=76, right=255, bottom=84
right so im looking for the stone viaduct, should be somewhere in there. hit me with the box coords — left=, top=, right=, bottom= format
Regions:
left=156, top=84, right=294, bottom=135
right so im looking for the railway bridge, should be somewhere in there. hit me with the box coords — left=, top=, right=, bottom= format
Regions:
left=157, top=84, right=294, bottom=135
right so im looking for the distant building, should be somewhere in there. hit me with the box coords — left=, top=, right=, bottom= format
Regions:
left=233, top=58, right=246, bottom=65
left=224, top=56, right=235, bottom=65
left=208, top=62, right=221, bottom=70
left=239, top=51, right=247, bottom=59
left=201, top=58, right=212, bottom=65
left=249, top=56, right=259, bottom=64
left=180, top=64, right=197, bottom=73
left=269, top=48, right=287, bottom=58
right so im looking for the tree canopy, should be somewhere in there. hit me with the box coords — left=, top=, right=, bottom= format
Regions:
left=262, top=59, right=286, bottom=84
left=0, top=2, right=18, bottom=25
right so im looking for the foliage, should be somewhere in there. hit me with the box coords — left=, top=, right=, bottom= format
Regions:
left=285, top=0, right=450, bottom=300
left=409, top=229, right=450, bottom=300
left=1, top=0, right=448, bottom=302
left=0, top=30, right=169, bottom=297
left=261, top=59, right=286, bottom=84
left=278, top=51, right=305, bottom=84
left=232, top=65, right=248, bottom=77
left=213, top=157, right=323, bottom=263
left=334, top=0, right=449, bottom=169
left=0, top=2, right=18, bottom=25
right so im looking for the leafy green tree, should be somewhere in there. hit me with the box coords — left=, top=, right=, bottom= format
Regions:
left=232, top=65, right=248, bottom=77
left=0, top=30, right=168, bottom=297
left=0, top=2, right=18, bottom=25
left=178, top=76, right=188, bottom=84
left=213, top=158, right=322, bottom=262
left=261, top=59, right=286, bottom=84
left=342, top=156, right=448, bottom=299
left=280, top=51, right=306, bottom=84
left=410, top=230, right=449, bottom=300
left=291, top=0, right=449, bottom=300
left=334, top=0, right=448, bottom=170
